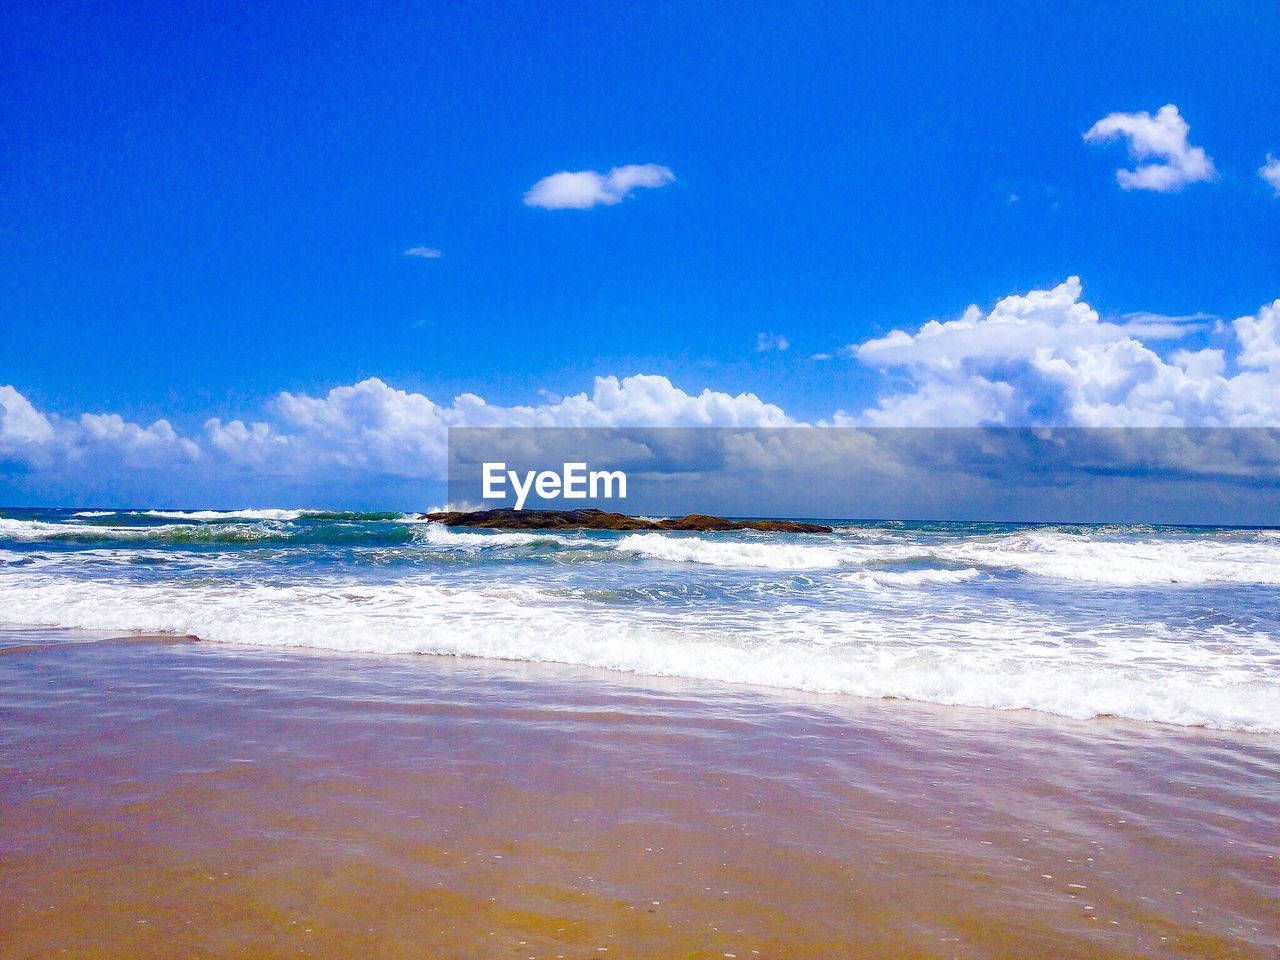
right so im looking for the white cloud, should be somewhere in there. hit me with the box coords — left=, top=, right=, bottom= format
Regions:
left=1120, top=310, right=1219, bottom=327
left=5, top=284, right=1280, bottom=500
left=852, top=279, right=1280, bottom=427
left=0, top=385, right=54, bottom=449
left=1234, top=299, right=1280, bottom=369
left=1261, top=154, right=1280, bottom=196
left=1084, top=104, right=1216, bottom=192
left=404, top=246, right=442, bottom=259
left=77, top=413, right=201, bottom=466
left=1, top=387, right=199, bottom=475
left=2, top=375, right=792, bottom=492
left=755, top=332, right=790, bottom=352
left=855, top=278, right=1195, bottom=371
left=523, top=164, right=675, bottom=210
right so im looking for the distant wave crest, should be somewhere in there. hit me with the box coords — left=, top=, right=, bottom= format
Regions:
left=616, top=533, right=848, bottom=569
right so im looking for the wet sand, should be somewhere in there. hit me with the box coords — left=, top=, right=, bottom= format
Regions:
left=2, top=629, right=1277, bottom=959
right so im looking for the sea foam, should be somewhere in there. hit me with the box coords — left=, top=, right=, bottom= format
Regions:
left=3, top=509, right=1279, bottom=733
left=616, top=533, right=849, bottom=569
left=2, top=568, right=1276, bottom=733
left=931, top=532, right=1280, bottom=585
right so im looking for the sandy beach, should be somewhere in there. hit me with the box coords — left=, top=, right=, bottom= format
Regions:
left=3, top=628, right=1276, bottom=959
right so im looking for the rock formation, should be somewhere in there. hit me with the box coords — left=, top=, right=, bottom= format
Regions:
left=421, top=508, right=832, bottom=534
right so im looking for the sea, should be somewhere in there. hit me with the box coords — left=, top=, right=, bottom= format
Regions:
left=2, top=506, right=1277, bottom=733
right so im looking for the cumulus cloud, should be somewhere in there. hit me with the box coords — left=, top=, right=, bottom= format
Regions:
left=523, top=164, right=675, bottom=210
left=2, top=375, right=791, bottom=496
left=0, top=385, right=54, bottom=449
left=852, top=278, right=1280, bottom=427
left=755, top=332, right=790, bottom=352
left=1084, top=104, right=1216, bottom=192
left=1, top=387, right=200, bottom=482
left=1261, top=154, right=1280, bottom=196
left=5, top=283, right=1280, bottom=503
left=404, top=246, right=442, bottom=259
left=1235, top=299, right=1280, bottom=369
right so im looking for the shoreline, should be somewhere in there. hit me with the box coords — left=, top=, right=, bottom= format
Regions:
left=5, top=623, right=1276, bottom=737
left=0, top=623, right=1212, bottom=733
left=3, top=628, right=1277, bottom=959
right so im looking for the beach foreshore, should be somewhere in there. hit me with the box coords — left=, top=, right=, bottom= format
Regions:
left=2, top=628, right=1277, bottom=960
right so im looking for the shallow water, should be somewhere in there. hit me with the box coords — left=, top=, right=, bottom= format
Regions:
left=2, top=630, right=1277, bottom=959
left=2, top=507, right=1278, bottom=731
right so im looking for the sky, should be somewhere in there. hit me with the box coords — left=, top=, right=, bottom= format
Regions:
left=2, top=0, right=1279, bottom=507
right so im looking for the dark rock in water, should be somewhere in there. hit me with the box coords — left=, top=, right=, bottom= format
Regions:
left=653, top=513, right=832, bottom=533
left=420, top=508, right=832, bottom=534
left=423, top=508, right=649, bottom=530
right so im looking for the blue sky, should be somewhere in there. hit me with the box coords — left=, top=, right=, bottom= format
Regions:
left=2, top=0, right=1279, bottom=506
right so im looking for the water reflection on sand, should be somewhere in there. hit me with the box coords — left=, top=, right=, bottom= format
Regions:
left=1, top=631, right=1277, bottom=959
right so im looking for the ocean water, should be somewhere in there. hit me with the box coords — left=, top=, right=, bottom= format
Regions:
left=2, top=507, right=1278, bottom=733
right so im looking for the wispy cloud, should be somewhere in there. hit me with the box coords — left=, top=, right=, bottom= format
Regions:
left=1261, top=154, right=1280, bottom=197
left=1084, top=104, right=1216, bottom=192
left=755, top=332, right=790, bottom=353
left=1119, top=310, right=1219, bottom=329
left=524, top=164, right=675, bottom=210
left=404, top=246, right=442, bottom=259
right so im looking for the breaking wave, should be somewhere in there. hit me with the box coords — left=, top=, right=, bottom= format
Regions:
left=137, top=508, right=311, bottom=521
left=3, top=508, right=1278, bottom=733
left=0, top=517, right=292, bottom=543
left=843, top=567, right=982, bottom=589
left=929, top=532, right=1280, bottom=586
left=1, top=572, right=1275, bottom=732
left=616, top=533, right=849, bottom=569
